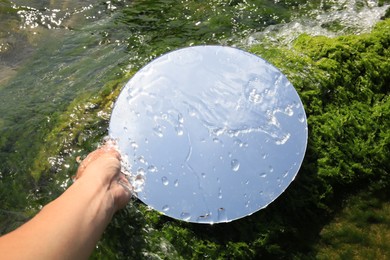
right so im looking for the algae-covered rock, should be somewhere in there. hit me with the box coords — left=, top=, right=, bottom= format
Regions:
left=251, top=19, right=389, bottom=187
left=30, top=73, right=133, bottom=182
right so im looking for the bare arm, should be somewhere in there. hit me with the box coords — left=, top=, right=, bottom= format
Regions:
left=0, top=144, right=132, bottom=259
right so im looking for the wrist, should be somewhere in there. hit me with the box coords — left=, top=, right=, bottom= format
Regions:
left=74, top=176, right=116, bottom=221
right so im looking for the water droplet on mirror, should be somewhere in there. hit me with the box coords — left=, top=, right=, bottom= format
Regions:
left=161, top=113, right=168, bottom=120
left=234, top=138, right=243, bottom=147
left=269, top=166, right=274, bottom=173
left=285, top=106, right=294, bottom=116
left=248, top=88, right=263, bottom=103
left=231, top=159, right=240, bottom=172
left=162, top=205, right=170, bottom=212
left=153, top=125, right=164, bottom=137
left=180, top=212, right=191, bottom=221
left=234, top=138, right=248, bottom=148
left=178, top=113, right=184, bottom=123
left=137, top=168, right=146, bottom=175
left=138, top=156, right=146, bottom=164
left=130, top=141, right=138, bottom=150
left=162, top=176, right=169, bottom=186
left=213, top=137, right=223, bottom=145
left=174, top=179, right=179, bottom=187
left=148, top=165, right=157, bottom=173
left=260, top=172, right=267, bottom=178
left=298, top=113, right=305, bottom=123
left=218, top=188, right=223, bottom=199
left=123, top=127, right=128, bottom=132
left=227, top=129, right=239, bottom=137
left=175, top=125, right=184, bottom=136
left=133, top=175, right=145, bottom=193
left=217, top=208, right=228, bottom=222
left=188, top=107, right=197, bottom=117
left=275, top=133, right=291, bottom=145
left=197, top=213, right=212, bottom=222
left=212, top=127, right=224, bottom=136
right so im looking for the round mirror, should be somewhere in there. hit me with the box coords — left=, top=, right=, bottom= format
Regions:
left=109, top=46, right=308, bottom=223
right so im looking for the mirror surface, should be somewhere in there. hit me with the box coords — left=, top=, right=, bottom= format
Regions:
left=109, top=46, right=308, bottom=223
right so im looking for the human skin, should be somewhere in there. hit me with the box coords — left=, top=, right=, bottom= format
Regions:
left=0, top=143, right=132, bottom=259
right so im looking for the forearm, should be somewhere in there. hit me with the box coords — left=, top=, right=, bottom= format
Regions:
left=0, top=144, right=131, bottom=259
left=0, top=177, right=114, bottom=260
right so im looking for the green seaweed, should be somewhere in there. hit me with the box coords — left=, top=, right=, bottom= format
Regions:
left=0, top=0, right=16, bottom=13
left=30, top=72, right=134, bottom=181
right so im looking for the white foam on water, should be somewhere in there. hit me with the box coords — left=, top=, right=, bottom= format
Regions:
left=245, top=0, right=389, bottom=46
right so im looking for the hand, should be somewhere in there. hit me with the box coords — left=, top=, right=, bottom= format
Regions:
left=0, top=141, right=133, bottom=260
left=75, top=142, right=132, bottom=212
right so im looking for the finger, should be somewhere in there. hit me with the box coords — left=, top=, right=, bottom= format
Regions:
left=75, top=146, right=121, bottom=179
left=117, top=174, right=133, bottom=192
left=113, top=176, right=133, bottom=211
left=81, top=155, right=121, bottom=185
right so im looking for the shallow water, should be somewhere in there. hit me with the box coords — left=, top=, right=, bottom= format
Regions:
left=0, top=0, right=130, bottom=174
left=0, top=0, right=388, bottom=233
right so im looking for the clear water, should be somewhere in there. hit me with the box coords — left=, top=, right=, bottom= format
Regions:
left=0, top=0, right=129, bottom=175
left=0, top=0, right=388, bottom=231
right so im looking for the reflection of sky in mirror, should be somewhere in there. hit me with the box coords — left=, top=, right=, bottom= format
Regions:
left=109, top=46, right=308, bottom=223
